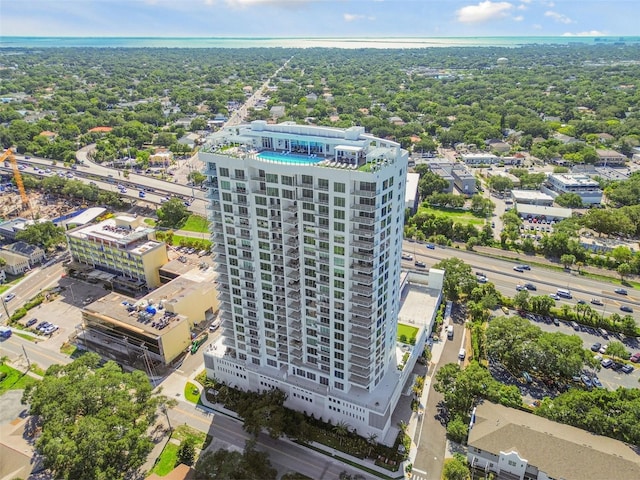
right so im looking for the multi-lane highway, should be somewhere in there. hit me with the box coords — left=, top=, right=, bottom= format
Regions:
left=403, top=241, right=640, bottom=321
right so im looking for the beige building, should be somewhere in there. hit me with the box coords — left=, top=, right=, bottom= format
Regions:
left=0, top=250, right=30, bottom=275
left=467, top=402, right=640, bottom=480
left=78, top=268, right=219, bottom=375
left=66, top=215, right=169, bottom=291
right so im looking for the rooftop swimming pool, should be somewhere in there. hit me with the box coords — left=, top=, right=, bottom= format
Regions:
left=257, top=151, right=322, bottom=164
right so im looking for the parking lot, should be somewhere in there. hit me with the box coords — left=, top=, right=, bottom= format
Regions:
left=521, top=313, right=639, bottom=391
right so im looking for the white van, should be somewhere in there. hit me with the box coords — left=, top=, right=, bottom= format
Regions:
left=458, top=348, right=466, bottom=360
left=447, top=325, right=454, bottom=339
left=209, top=319, right=221, bottom=332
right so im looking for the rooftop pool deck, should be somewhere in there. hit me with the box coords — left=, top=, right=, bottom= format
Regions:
left=256, top=150, right=323, bottom=164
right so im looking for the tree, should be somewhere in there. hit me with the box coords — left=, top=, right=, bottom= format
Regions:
left=15, top=221, right=65, bottom=250
left=605, top=341, right=630, bottom=361
left=21, top=353, right=171, bottom=480
left=177, top=438, right=196, bottom=466
left=617, top=262, right=631, bottom=281
left=194, top=441, right=277, bottom=480
left=555, top=192, right=583, bottom=208
left=442, top=455, right=470, bottom=480
left=333, top=420, right=350, bottom=444
left=487, top=175, right=513, bottom=194
left=156, top=198, right=189, bottom=228
left=433, top=258, right=476, bottom=302
left=416, top=170, right=449, bottom=197
left=188, top=170, right=207, bottom=186
left=446, top=415, right=469, bottom=443
left=560, top=254, right=576, bottom=269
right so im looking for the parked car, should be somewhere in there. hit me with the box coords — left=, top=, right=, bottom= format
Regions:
left=25, top=318, right=37, bottom=327
left=601, top=358, right=613, bottom=368
left=590, top=342, right=601, bottom=352
left=611, top=362, right=624, bottom=371
left=614, top=288, right=628, bottom=295
left=630, top=352, right=640, bottom=363
left=580, top=375, right=592, bottom=388
left=599, top=344, right=608, bottom=354
left=621, top=364, right=634, bottom=374
left=592, top=376, right=603, bottom=388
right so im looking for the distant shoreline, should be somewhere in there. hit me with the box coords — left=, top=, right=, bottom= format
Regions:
left=2, top=36, right=640, bottom=49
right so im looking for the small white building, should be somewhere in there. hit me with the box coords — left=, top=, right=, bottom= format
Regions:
left=542, top=173, right=603, bottom=205
left=405, top=172, right=420, bottom=213
left=510, top=190, right=554, bottom=206
left=0, top=250, right=30, bottom=275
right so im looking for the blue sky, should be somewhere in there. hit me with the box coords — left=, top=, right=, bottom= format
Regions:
left=0, top=0, right=637, bottom=37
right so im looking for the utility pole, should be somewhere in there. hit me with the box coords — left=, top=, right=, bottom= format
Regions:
left=1, top=297, right=9, bottom=319
left=21, top=345, right=31, bottom=372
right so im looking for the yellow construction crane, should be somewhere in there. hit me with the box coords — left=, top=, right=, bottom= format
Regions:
left=0, top=148, right=30, bottom=210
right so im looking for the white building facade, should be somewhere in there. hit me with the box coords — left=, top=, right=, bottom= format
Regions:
left=542, top=173, right=603, bottom=205
left=201, top=121, right=410, bottom=443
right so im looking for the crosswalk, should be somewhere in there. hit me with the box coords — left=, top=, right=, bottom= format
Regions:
left=410, top=467, right=428, bottom=480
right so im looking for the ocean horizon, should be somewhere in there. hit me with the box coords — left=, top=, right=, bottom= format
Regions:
left=2, top=35, right=640, bottom=49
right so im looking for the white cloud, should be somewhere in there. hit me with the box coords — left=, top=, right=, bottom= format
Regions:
left=562, top=30, right=607, bottom=37
left=513, top=15, right=524, bottom=21
left=456, top=1, right=514, bottom=24
left=517, top=4, right=527, bottom=10
left=225, top=0, right=309, bottom=8
left=343, top=13, right=375, bottom=22
left=544, top=10, right=573, bottom=24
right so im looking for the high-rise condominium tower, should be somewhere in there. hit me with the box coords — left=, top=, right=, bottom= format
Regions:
left=201, top=121, right=409, bottom=442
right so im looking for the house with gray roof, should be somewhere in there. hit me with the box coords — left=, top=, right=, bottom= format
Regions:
left=4, top=241, right=45, bottom=265
left=467, top=402, right=640, bottom=480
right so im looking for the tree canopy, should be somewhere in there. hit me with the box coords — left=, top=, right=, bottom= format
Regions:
left=15, top=221, right=66, bottom=250
left=156, top=198, right=189, bottom=228
left=194, top=441, right=277, bottom=480
left=22, top=353, right=171, bottom=480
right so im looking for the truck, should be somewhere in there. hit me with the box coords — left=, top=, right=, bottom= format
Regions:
left=190, top=332, right=209, bottom=354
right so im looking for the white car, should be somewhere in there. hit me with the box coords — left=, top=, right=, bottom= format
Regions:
left=599, top=344, right=608, bottom=354
left=401, top=253, right=413, bottom=261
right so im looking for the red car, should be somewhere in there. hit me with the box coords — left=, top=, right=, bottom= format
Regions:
left=630, top=352, right=640, bottom=363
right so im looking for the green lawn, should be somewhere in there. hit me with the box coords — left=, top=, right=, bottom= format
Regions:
left=397, top=323, right=418, bottom=344
left=171, top=234, right=212, bottom=249
left=0, top=364, right=38, bottom=395
left=144, top=218, right=157, bottom=227
left=151, top=424, right=209, bottom=476
left=417, top=205, right=486, bottom=226
left=180, top=215, right=209, bottom=233
left=151, top=443, right=180, bottom=476
left=184, top=382, right=201, bottom=404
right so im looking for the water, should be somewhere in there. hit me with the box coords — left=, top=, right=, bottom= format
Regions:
left=2, top=36, right=639, bottom=49
left=257, top=151, right=322, bottom=165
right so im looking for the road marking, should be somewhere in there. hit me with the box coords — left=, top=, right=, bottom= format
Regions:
left=412, top=467, right=427, bottom=474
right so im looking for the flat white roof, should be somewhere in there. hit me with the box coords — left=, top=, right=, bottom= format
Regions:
left=405, top=172, right=420, bottom=204
left=63, top=207, right=107, bottom=226
left=511, top=190, right=553, bottom=201
left=516, top=204, right=572, bottom=218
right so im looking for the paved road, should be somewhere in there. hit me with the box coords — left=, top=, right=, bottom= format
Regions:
left=403, top=241, right=640, bottom=321
left=413, top=313, right=465, bottom=480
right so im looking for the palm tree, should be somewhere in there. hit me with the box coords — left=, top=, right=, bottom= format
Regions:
left=333, top=421, right=350, bottom=445
left=366, top=433, right=378, bottom=457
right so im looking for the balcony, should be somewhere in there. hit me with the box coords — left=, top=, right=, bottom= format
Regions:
left=288, top=301, right=301, bottom=311
left=350, top=304, right=374, bottom=317
left=283, top=214, right=297, bottom=225
left=285, top=226, right=299, bottom=236
left=351, top=262, right=374, bottom=274
left=350, top=355, right=371, bottom=369
left=286, top=248, right=299, bottom=259
left=352, top=239, right=375, bottom=249
left=288, top=270, right=300, bottom=281
left=352, top=188, right=378, bottom=198
left=349, top=372, right=370, bottom=387
left=351, top=252, right=373, bottom=262
left=288, top=310, right=301, bottom=320
left=351, top=273, right=373, bottom=285
left=285, top=203, right=298, bottom=212
left=350, top=364, right=372, bottom=377
left=351, top=284, right=373, bottom=295
left=352, top=215, right=376, bottom=225
left=353, top=227, right=376, bottom=237
left=205, top=188, right=220, bottom=200
left=350, top=344, right=370, bottom=358
left=350, top=324, right=372, bottom=339
left=351, top=203, right=376, bottom=213
left=351, top=295, right=374, bottom=307
left=270, top=213, right=282, bottom=222
left=286, top=259, right=299, bottom=269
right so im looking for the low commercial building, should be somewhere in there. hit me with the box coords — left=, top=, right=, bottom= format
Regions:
left=66, top=215, right=169, bottom=292
left=426, top=161, right=476, bottom=195
left=467, top=402, right=640, bottom=480
left=0, top=218, right=31, bottom=241
left=0, top=250, right=30, bottom=275
left=77, top=268, right=219, bottom=376
left=3, top=241, right=45, bottom=265
left=510, top=190, right=554, bottom=206
left=516, top=204, right=572, bottom=222
left=542, top=173, right=603, bottom=205
left=461, top=153, right=500, bottom=165
left=595, top=149, right=627, bottom=166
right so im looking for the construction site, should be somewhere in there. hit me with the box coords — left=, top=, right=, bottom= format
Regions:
left=0, top=148, right=87, bottom=222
